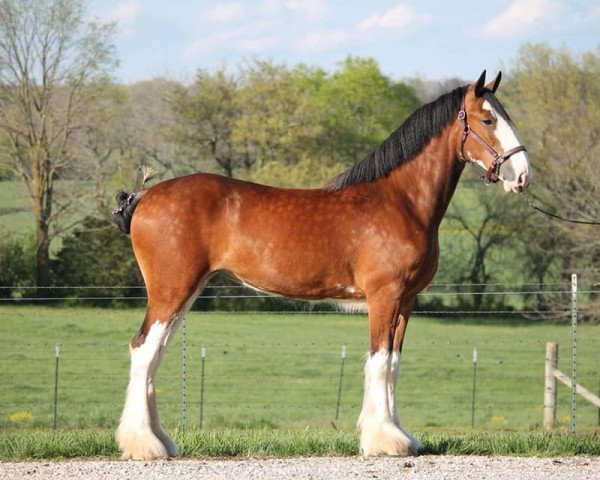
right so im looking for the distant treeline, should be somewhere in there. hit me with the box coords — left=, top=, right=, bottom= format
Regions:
left=0, top=1, right=598, bottom=319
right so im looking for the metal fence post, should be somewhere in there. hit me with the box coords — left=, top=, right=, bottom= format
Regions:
left=181, top=316, right=187, bottom=434
left=334, top=344, right=347, bottom=421
left=200, top=344, right=206, bottom=429
left=53, top=343, right=60, bottom=429
left=571, top=273, right=577, bottom=434
left=471, top=347, right=477, bottom=429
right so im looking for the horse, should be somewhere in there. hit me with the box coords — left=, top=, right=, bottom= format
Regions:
left=112, top=70, right=531, bottom=460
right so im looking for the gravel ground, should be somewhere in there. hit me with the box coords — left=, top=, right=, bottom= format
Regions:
left=1, top=456, right=599, bottom=480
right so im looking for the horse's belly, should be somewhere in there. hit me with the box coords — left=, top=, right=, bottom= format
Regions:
left=227, top=265, right=364, bottom=301
left=232, top=274, right=368, bottom=313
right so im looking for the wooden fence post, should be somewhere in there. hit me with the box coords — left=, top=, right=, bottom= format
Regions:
left=544, top=341, right=558, bottom=429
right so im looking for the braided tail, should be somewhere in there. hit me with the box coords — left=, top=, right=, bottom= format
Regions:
left=112, top=190, right=144, bottom=234
left=112, top=166, right=156, bottom=234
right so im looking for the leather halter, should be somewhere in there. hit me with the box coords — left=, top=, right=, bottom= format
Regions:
left=458, top=101, right=527, bottom=183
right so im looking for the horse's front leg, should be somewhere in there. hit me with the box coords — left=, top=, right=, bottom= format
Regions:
left=388, top=312, right=422, bottom=452
left=358, top=289, right=422, bottom=457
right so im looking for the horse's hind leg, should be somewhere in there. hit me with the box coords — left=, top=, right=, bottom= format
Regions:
left=116, top=279, right=203, bottom=460
left=146, top=314, right=183, bottom=457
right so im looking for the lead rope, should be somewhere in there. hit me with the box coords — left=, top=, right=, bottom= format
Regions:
left=519, top=191, right=600, bottom=226
left=467, top=162, right=600, bottom=225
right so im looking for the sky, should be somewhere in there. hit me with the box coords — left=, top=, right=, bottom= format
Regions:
left=89, top=0, right=600, bottom=84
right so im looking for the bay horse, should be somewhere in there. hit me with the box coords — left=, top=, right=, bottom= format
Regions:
left=113, top=71, right=530, bottom=460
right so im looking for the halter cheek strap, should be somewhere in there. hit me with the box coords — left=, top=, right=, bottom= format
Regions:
left=458, top=103, right=527, bottom=183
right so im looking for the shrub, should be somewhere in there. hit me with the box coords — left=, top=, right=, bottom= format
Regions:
left=51, top=216, right=144, bottom=306
left=0, top=235, right=35, bottom=297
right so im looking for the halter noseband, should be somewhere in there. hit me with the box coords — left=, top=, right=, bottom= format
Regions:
left=458, top=102, right=527, bottom=183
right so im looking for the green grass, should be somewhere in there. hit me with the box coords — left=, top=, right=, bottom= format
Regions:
left=0, top=181, right=32, bottom=239
left=0, top=430, right=598, bottom=460
left=0, top=180, right=95, bottom=252
left=1, top=306, right=599, bottom=434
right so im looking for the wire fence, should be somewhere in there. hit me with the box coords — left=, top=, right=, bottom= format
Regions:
left=0, top=280, right=599, bottom=433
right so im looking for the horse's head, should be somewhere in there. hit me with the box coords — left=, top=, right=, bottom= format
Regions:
left=459, top=70, right=531, bottom=192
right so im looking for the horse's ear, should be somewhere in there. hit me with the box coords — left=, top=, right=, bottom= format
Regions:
left=486, top=71, right=502, bottom=93
left=474, top=70, right=486, bottom=97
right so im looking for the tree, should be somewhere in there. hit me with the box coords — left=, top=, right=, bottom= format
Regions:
left=234, top=60, right=321, bottom=171
left=79, top=77, right=184, bottom=210
left=441, top=183, right=523, bottom=309
left=0, top=234, right=35, bottom=297
left=502, top=43, right=600, bottom=318
left=0, top=0, right=116, bottom=287
left=126, top=78, right=183, bottom=179
left=168, top=68, right=245, bottom=177
left=296, top=56, right=421, bottom=166
left=76, top=80, right=130, bottom=211
left=405, top=75, right=466, bottom=104
left=51, top=216, right=143, bottom=305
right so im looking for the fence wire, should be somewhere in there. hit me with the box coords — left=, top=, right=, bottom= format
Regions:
left=1, top=282, right=599, bottom=432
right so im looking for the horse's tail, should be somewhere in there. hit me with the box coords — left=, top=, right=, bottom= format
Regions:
left=112, top=166, right=156, bottom=234
left=112, top=191, right=144, bottom=234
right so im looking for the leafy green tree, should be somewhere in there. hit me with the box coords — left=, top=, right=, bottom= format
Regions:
left=0, top=235, right=35, bottom=297
left=234, top=60, right=322, bottom=171
left=51, top=216, right=143, bottom=305
left=168, top=68, right=244, bottom=177
left=295, top=56, right=420, bottom=166
left=439, top=183, right=523, bottom=309
left=502, top=43, right=600, bottom=317
left=169, top=57, right=420, bottom=187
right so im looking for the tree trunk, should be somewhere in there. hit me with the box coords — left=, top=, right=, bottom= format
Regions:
left=35, top=191, right=52, bottom=289
left=36, top=220, right=50, bottom=289
left=33, top=164, right=53, bottom=290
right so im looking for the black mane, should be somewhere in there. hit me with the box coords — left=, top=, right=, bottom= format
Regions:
left=326, top=85, right=467, bottom=191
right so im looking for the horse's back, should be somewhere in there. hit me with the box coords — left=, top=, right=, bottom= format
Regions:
left=129, top=172, right=373, bottom=297
left=128, top=171, right=436, bottom=299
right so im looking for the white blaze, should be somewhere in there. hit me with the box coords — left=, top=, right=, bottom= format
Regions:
left=482, top=100, right=531, bottom=192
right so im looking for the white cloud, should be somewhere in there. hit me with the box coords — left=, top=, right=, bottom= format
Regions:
left=201, top=3, right=243, bottom=23
left=182, top=20, right=279, bottom=58
left=285, top=0, right=327, bottom=20
left=481, top=0, right=563, bottom=39
left=182, top=34, right=224, bottom=58
left=184, top=1, right=435, bottom=60
left=586, top=4, right=600, bottom=22
left=259, top=0, right=284, bottom=16
left=238, top=36, right=279, bottom=52
left=360, top=4, right=432, bottom=31
left=296, top=28, right=352, bottom=52
left=100, top=0, right=141, bottom=25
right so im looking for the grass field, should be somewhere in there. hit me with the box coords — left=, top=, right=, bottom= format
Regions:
left=0, top=181, right=32, bottom=239
left=1, top=306, right=599, bottom=434
left=1, top=430, right=599, bottom=460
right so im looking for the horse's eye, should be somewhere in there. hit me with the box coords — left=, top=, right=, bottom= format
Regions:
left=482, top=119, right=493, bottom=126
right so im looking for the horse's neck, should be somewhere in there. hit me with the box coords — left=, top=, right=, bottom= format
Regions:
left=385, top=126, right=464, bottom=229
